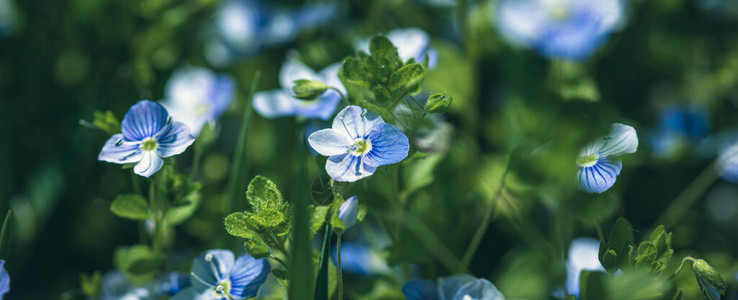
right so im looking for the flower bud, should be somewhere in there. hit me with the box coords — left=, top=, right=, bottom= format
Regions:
left=425, top=92, right=453, bottom=114
left=292, top=79, right=328, bottom=100
left=692, top=259, right=727, bottom=299
left=338, top=196, right=359, bottom=229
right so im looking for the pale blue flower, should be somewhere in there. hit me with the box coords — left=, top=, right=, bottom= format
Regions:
left=576, top=123, right=638, bottom=193
left=566, top=237, right=604, bottom=296
left=331, top=242, right=390, bottom=276
left=173, top=249, right=270, bottom=300
left=717, top=144, right=738, bottom=183
left=98, top=100, right=195, bottom=178
left=338, top=196, right=359, bottom=229
left=253, top=58, right=344, bottom=120
left=101, top=271, right=189, bottom=300
left=496, top=0, right=626, bottom=60
left=161, top=67, right=235, bottom=135
left=403, top=274, right=505, bottom=300
left=307, top=106, right=410, bottom=182
left=651, top=105, right=710, bottom=158
left=0, top=260, right=9, bottom=299
left=356, top=28, right=439, bottom=68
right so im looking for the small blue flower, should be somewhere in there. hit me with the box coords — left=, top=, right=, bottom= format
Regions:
left=566, top=237, right=604, bottom=297
left=308, top=106, right=410, bottom=182
left=161, top=67, right=235, bottom=135
left=338, top=196, right=359, bottom=229
left=651, top=105, right=710, bottom=158
left=173, top=249, right=270, bottom=300
left=496, top=0, right=626, bottom=61
left=98, top=100, right=195, bottom=178
left=332, top=242, right=390, bottom=276
left=403, top=274, right=506, bottom=300
left=253, top=58, right=344, bottom=120
left=357, top=28, right=439, bottom=68
left=717, top=144, right=738, bottom=183
left=100, top=271, right=190, bottom=300
left=576, top=123, right=638, bottom=193
left=0, top=260, right=9, bottom=299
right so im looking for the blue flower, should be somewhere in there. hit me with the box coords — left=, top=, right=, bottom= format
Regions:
left=651, top=105, right=710, bottom=158
left=496, top=0, right=626, bottom=61
left=338, top=196, right=359, bottom=229
left=307, top=106, right=410, bottom=182
left=253, top=58, right=344, bottom=120
left=576, top=123, right=638, bottom=193
left=402, top=274, right=506, bottom=300
left=0, top=260, right=9, bottom=299
left=98, top=100, right=195, bottom=178
left=100, top=271, right=190, bottom=300
left=566, top=237, right=604, bottom=297
left=173, top=249, right=270, bottom=300
left=356, top=28, right=439, bottom=68
left=161, top=67, right=235, bottom=135
left=331, top=242, right=390, bottom=276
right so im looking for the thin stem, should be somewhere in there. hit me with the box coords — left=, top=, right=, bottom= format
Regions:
left=148, top=174, right=161, bottom=252
left=271, top=255, right=290, bottom=271
left=669, top=256, right=696, bottom=280
left=459, top=164, right=510, bottom=272
left=227, top=72, right=260, bottom=213
left=388, top=92, right=409, bottom=111
left=594, top=222, right=604, bottom=241
left=329, top=87, right=350, bottom=106
left=396, top=210, right=462, bottom=272
left=337, top=233, right=344, bottom=300
left=191, top=145, right=202, bottom=181
left=653, top=161, right=719, bottom=228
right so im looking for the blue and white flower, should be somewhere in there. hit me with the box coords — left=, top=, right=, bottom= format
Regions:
left=98, top=100, right=195, bottom=178
left=356, top=28, right=439, bottom=68
left=332, top=242, right=390, bottom=276
left=496, top=0, right=627, bottom=61
left=338, top=196, right=360, bottom=229
left=576, top=123, right=638, bottom=193
left=253, top=58, right=344, bottom=120
left=0, top=260, right=9, bottom=299
left=173, top=249, right=270, bottom=300
left=161, top=67, right=235, bottom=135
left=402, top=274, right=506, bottom=300
left=307, top=106, right=410, bottom=182
left=566, top=237, right=604, bottom=297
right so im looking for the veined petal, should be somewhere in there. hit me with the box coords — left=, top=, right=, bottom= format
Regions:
left=252, top=90, right=297, bottom=118
left=134, top=152, right=164, bottom=178
left=595, top=123, right=639, bottom=157
left=452, top=279, right=505, bottom=300
left=364, top=123, right=410, bottom=167
left=331, top=106, right=384, bottom=139
left=121, top=100, right=170, bottom=141
left=191, top=250, right=235, bottom=289
left=279, top=59, right=321, bottom=89
left=326, top=154, right=376, bottom=182
left=438, top=275, right=476, bottom=300
left=577, top=157, right=622, bottom=193
left=227, top=256, right=270, bottom=299
left=402, top=279, right=439, bottom=300
left=307, top=129, right=351, bottom=156
left=156, top=122, right=195, bottom=158
left=98, top=134, right=143, bottom=164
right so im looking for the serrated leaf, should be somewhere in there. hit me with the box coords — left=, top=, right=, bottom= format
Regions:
left=247, top=175, right=283, bottom=208
left=309, top=205, right=329, bottom=237
left=389, top=63, right=424, bottom=91
left=110, top=194, right=150, bottom=220
left=245, top=235, right=271, bottom=259
left=224, top=212, right=260, bottom=239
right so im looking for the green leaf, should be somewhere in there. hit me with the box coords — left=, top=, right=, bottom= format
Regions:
left=272, top=268, right=290, bottom=287
left=579, top=270, right=607, bottom=300
left=292, top=79, right=328, bottom=100
left=309, top=205, right=329, bottom=237
left=340, top=57, right=372, bottom=88
left=80, top=271, right=103, bottom=300
left=245, top=175, right=290, bottom=229
left=330, top=196, right=347, bottom=232
left=401, top=153, right=444, bottom=198
left=313, top=223, right=332, bottom=300
left=609, top=269, right=668, bottom=299
left=389, top=63, right=424, bottom=91
left=425, top=92, right=453, bottom=114
left=245, top=235, right=271, bottom=259
left=599, top=217, right=634, bottom=271
left=114, top=245, right=164, bottom=280
left=110, top=194, right=150, bottom=220
left=165, top=188, right=201, bottom=225
left=692, top=259, right=727, bottom=300
left=224, top=212, right=259, bottom=239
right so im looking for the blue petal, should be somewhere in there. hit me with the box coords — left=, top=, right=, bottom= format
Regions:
left=279, top=59, right=320, bottom=89
left=452, top=279, right=505, bottom=300
left=98, top=134, right=143, bottom=164
left=253, top=90, right=298, bottom=118
left=0, top=260, right=9, bottom=297
left=227, top=255, right=270, bottom=298
left=307, top=128, right=350, bottom=156
left=402, top=279, right=439, bottom=300
left=191, top=249, right=235, bottom=290
left=326, top=154, right=377, bottom=182
left=364, top=123, right=410, bottom=167
left=577, top=157, right=622, bottom=193
left=331, top=243, right=389, bottom=276
left=121, top=100, right=170, bottom=141
left=209, top=74, right=236, bottom=119
left=438, top=274, right=476, bottom=300
left=133, top=152, right=164, bottom=178
left=338, top=196, right=359, bottom=229
left=332, top=106, right=384, bottom=139
left=156, top=122, right=195, bottom=158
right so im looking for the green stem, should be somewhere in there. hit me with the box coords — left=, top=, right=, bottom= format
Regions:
left=226, top=72, right=260, bottom=213
left=653, top=161, right=719, bottom=228
left=337, top=233, right=344, bottom=300
left=148, top=175, right=162, bottom=252
left=669, top=256, right=696, bottom=280
left=191, top=145, right=202, bottom=181
left=271, top=255, right=290, bottom=271
left=287, top=121, right=314, bottom=298
left=131, top=171, right=141, bottom=195
left=388, top=92, right=409, bottom=111
left=329, top=87, right=350, bottom=106
left=459, top=164, right=510, bottom=272
left=396, top=209, right=462, bottom=272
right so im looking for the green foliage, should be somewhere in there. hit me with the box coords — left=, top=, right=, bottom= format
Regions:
left=92, top=110, right=121, bottom=135
left=425, top=92, right=453, bottom=114
left=330, top=195, right=347, bottom=232
left=245, top=235, right=271, bottom=259
left=579, top=269, right=669, bottom=300
left=246, top=175, right=290, bottom=229
left=110, top=194, right=150, bottom=220
left=309, top=205, right=330, bottom=237
left=224, top=212, right=259, bottom=239
left=599, top=217, right=635, bottom=272
left=80, top=271, right=102, bottom=300
left=401, top=153, right=445, bottom=199
left=692, top=259, right=727, bottom=300
left=633, top=226, right=673, bottom=273
left=114, top=245, right=164, bottom=283
left=292, top=79, right=328, bottom=100
left=599, top=218, right=675, bottom=275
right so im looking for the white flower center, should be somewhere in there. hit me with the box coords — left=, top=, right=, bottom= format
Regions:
left=577, top=154, right=599, bottom=167
left=349, top=138, right=372, bottom=156
left=140, top=138, right=158, bottom=151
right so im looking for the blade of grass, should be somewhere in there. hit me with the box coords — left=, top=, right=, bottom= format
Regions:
left=288, top=123, right=314, bottom=299
left=313, top=223, right=333, bottom=300
left=226, top=72, right=261, bottom=213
